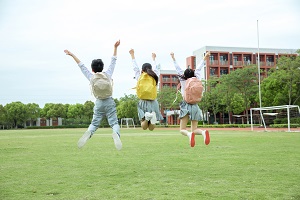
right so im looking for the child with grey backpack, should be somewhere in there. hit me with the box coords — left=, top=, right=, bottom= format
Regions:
left=64, top=40, right=122, bottom=150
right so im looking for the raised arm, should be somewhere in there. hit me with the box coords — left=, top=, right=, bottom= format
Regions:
left=170, top=52, right=184, bottom=75
left=105, top=40, right=121, bottom=78
left=64, top=49, right=92, bottom=81
left=113, top=40, right=120, bottom=56
left=152, top=52, right=160, bottom=77
left=170, top=52, right=176, bottom=62
left=129, top=49, right=141, bottom=81
left=129, top=48, right=135, bottom=59
left=64, top=50, right=81, bottom=64
left=195, top=51, right=210, bottom=79
left=197, top=51, right=210, bottom=69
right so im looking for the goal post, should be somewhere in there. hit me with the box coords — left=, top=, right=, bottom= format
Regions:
left=120, top=118, right=136, bottom=129
left=250, top=105, right=300, bottom=132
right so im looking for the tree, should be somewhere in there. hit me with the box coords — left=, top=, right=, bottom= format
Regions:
left=0, top=104, right=7, bottom=129
left=199, top=92, right=210, bottom=124
left=227, top=66, right=258, bottom=124
left=67, top=103, right=84, bottom=119
left=231, top=93, right=245, bottom=115
left=26, top=103, right=41, bottom=126
left=205, top=79, right=222, bottom=124
left=40, top=103, right=55, bottom=119
left=217, top=75, right=238, bottom=124
left=116, top=94, right=139, bottom=121
left=157, top=86, right=180, bottom=110
left=4, top=101, right=28, bottom=128
left=261, top=54, right=300, bottom=106
left=82, top=101, right=94, bottom=120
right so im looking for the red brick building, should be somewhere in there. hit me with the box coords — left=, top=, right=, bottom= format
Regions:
left=159, top=46, right=297, bottom=125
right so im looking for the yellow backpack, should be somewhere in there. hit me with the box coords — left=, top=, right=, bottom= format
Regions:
left=136, top=73, right=157, bottom=100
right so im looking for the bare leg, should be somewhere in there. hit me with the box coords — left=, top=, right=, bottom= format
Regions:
left=180, top=115, right=195, bottom=147
left=191, top=120, right=210, bottom=145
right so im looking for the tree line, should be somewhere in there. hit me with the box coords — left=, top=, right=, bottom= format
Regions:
left=0, top=53, right=299, bottom=129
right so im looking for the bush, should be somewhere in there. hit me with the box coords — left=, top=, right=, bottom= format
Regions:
left=270, top=124, right=299, bottom=128
left=273, top=117, right=300, bottom=125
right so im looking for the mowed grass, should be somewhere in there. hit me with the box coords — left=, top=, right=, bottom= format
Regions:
left=0, top=128, right=300, bottom=200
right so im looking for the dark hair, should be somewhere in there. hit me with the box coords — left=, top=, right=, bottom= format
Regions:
left=91, top=59, right=104, bottom=72
left=178, top=68, right=195, bottom=80
left=142, top=63, right=158, bottom=85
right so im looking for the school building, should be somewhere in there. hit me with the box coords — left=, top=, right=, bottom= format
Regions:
left=159, top=46, right=298, bottom=125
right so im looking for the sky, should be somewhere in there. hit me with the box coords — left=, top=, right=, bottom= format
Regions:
left=0, top=0, right=299, bottom=108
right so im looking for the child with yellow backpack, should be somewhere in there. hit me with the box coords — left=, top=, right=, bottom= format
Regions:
left=129, top=49, right=163, bottom=131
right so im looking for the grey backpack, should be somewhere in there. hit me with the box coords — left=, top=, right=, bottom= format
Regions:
left=90, top=72, right=112, bottom=99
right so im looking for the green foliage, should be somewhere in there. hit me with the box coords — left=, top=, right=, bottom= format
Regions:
left=67, top=103, right=84, bottom=119
left=273, top=117, right=300, bottom=125
left=4, top=101, right=28, bottom=128
left=157, top=86, right=180, bottom=109
left=231, top=93, right=245, bottom=114
left=260, top=55, right=300, bottom=106
left=0, top=104, right=6, bottom=125
left=270, top=124, right=299, bottom=128
left=82, top=101, right=94, bottom=121
left=117, top=94, right=139, bottom=119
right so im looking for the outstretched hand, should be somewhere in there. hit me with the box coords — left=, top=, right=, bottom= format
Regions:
left=129, top=49, right=134, bottom=55
left=114, top=40, right=120, bottom=48
left=170, top=52, right=175, bottom=61
left=205, top=51, right=211, bottom=58
left=64, top=49, right=72, bottom=56
left=152, top=53, right=156, bottom=60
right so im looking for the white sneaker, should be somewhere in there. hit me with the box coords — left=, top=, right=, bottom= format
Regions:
left=144, top=112, right=153, bottom=121
left=78, top=130, right=92, bottom=148
left=150, top=112, right=157, bottom=124
left=112, top=131, right=122, bottom=150
left=202, top=130, right=210, bottom=145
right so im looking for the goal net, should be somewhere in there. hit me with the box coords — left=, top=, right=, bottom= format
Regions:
left=250, top=105, right=300, bottom=132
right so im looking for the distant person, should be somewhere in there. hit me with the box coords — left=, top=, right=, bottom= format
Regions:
left=64, top=40, right=122, bottom=150
left=129, top=49, right=163, bottom=131
left=170, top=51, right=211, bottom=147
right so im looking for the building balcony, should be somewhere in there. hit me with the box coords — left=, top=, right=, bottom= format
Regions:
left=233, top=61, right=243, bottom=66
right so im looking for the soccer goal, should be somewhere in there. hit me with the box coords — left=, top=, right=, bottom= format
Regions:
left=250, top=105, right=300, bottom=132
left=120, top=118, right=136, bottom=129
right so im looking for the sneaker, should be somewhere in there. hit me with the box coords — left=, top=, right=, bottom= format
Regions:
left=188, top=132, right=195, bottom=147
left=78, top=130, right=92, bottom=149
left=112, top=131, right=122, bottom=150
left=150, top=112, right=157, bottom=124
left=202, top=130, right=210, bottom=145
left=144, top=112, right=153, bottom=121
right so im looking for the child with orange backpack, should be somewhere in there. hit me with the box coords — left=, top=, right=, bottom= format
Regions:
left=170, top=51, right=211, bottom=147
left=129, top=49, right=163, bottom=131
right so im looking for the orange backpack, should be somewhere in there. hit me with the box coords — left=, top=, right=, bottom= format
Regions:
left=184, top=77, right=203, bottom=104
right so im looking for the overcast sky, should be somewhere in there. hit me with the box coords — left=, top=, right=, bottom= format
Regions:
left=0, top=0, right=299, bottom=107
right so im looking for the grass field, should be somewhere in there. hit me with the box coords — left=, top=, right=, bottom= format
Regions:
left=0, top=128, right=300, bottom=200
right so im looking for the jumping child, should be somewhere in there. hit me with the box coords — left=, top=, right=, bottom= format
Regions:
left=129, top=49, right=163, bottom=131
left=64, top=40, right=122, bottom=150
left=170, top=51, right=211, bottom=147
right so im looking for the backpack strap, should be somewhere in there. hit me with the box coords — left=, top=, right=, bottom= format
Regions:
left=170, top=83, right=181, bottom=110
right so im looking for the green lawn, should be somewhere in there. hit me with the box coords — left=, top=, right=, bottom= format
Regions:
left=0, top=128, right=299, bottom=200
